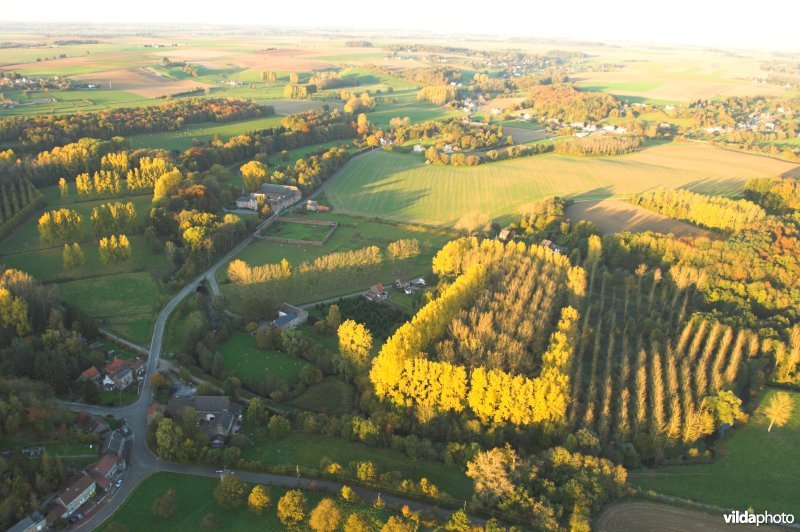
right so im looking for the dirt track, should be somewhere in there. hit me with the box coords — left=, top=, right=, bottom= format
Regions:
left=595, top=502, right=783, bottom=532
left=566, top=199, right=714, bottom=237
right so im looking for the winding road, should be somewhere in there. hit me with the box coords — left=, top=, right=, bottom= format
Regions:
left=63, top=149, right=466, bottom=529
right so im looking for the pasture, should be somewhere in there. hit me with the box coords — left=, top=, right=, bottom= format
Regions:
left=262, top=219, right=334, bottom=242
left=103, top=473, right=391, bottom=532
left=219, top=330, right=306, bottom=385
left=633, top=389, right=800, bottom=516
left=128, top=114, right=285, bottom=150
left=326, top=144, right=800, bottom=226
left=242, top=433, right=474, bottom=500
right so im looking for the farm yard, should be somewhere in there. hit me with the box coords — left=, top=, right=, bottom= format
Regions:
left=326, top=144, right=800, bottom=226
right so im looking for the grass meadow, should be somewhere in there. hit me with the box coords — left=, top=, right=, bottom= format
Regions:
left=242, top=433, right=474, bottom=501
left=128, top=114, right=286, bottom=150
left=633, top=389, right=800, bottom=516
left=103, top=473, right=392, bottom=531
left=219, top=330, right=306, bottom=385
left=326, top=143, right=800, bottom=226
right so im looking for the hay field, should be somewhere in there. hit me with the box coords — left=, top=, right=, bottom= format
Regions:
left=70, top=67, right=210, bottom=97
left=326, top=143, right=800, bottom=226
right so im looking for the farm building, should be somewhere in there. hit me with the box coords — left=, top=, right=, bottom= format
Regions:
left=272, top=303, right=308, bottom=329
left=236, top=195, right=259, bottom=210
left=259, top=183, right=301, bottom=213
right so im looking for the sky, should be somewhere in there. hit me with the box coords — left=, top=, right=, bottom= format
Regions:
left=3, top=0, right=799, bottom=51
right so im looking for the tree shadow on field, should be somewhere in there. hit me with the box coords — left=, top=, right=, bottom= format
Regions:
left=780, top=165, right=800, bottom=179
left=677, top=177, right=750, bottom=196
left=568, top=185, right=616, bottom=202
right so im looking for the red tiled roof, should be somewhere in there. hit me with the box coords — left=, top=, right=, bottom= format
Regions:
left=103, top=358, right=128, bottom=377
left=81, top=366, right=99, bottom=379
left=88, top=454, right=119, bottom=478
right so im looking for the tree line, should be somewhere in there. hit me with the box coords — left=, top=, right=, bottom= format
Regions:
left=555, top=135, right=644, bottom=156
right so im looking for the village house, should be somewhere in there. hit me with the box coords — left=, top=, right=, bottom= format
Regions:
left=75, top=412, right=109, bottom=435
left=498, top=228, right=515, bottom=242
left=78, top=366, right=101, bottom=386
left=102, top=430, right=125, bottom=457
left=272, top=302, right=308, bottom=329
left=87, top=454, right=125, bottom=491
left=7, top=512, right=46, bottom=532
left=364, top=283, right=388, bottom=301
left=52, top=472, right=96, bottom=519
left=103, top=358, right=134, bottom=391
left=260, top=183, right=301, bottom=213
left=166, top=396, right=242, bottom=447
left=236, top=195, right=259, bottom=210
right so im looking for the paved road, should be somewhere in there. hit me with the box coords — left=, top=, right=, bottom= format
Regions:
left=64, top=148, right=468, bottom=530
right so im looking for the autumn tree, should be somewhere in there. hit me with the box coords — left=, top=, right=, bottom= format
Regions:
left=466, top=447, right=518, bottom=505
left=62, top=242, right=85, bottom=270
left=153, top=169, right=183, bottom=202
left=247, top=484, right=271, bottom=515
left=337, top=320, right=373, bottom=377
left=765, top=392, right=794, bottom=432
left=277, top=489, right=308, bottom=527
left=309, top=498, right=342, bottom=532
left=58, top=177, right=69, bottom=199
left=240, top=161, right=268, bottom=192
left=344, top=513, right=371, bottom=532
left=214, top=474, right=248, bottom=509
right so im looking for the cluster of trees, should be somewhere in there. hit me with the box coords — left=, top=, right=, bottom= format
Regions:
left=76, top=169, right=122, bottom=196
left=466, top=445, right=626, bottom=528
left=0, top=378, right=77, bottom=529
left=62, top=242, right=85, bottom=269
left=341, top=92, right=376, bottom=115
left=20, top=137, right=130, bottom=187
left=37, top=208, right=82, bottom=243
left=0, top=176, right=43, bottom=240
left=0, top=98, right=272, bottom=150
left=238, top=146, right=351, bottom=193
left=316, top=298, right=409, bottom=341
left=744, top=176, right=800, bottom=213
left=371, top=238, right=583, bottom=422
left=417, top=85, right=458, bottom=105
left=98, top=234, right=131, bottom=264
left=127, top=156, right=174, bottom=191
left=426, top=142, right=554, bottom=166
left=630, top=189, right=767, bottom=233
left=504, top=196, right=601, bottom=255
left=555, top=135, right=644, bottom=156
left=522, top=84, right=622, bottom=122
left=0, top=269, right=98, bottom=390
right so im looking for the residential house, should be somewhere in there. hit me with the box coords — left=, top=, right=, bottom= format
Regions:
left=272, top=303, right=308, bottom=329
left=128, top=358, right=145, bottom=378
left=7, top=512, right=46, bottom=532
left=166, top=396, right=242, bottom=446
left=103, top=358, right=134, bottom=390
left=413, top=144, right=424, bottom=152
left=53, top=472, right=96, bottom=518
left=236, top=195, right=259, bottom=211
left=75, top=412, right=109, bottom=435
left=259, top=183, right=301, bottom=213
left=498, top=228, right=515, bottom=242
left=102, top=430, right=125, bottom=457
left=364, top=283, right=388, bottom=301
left=87, top=454, right=125, bottom=490
left=306, top=200, right=319, bottom=211
left=78, top=366, right=101, bottom=385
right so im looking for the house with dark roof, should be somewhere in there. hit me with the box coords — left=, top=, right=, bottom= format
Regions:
left=103, top=358, right=134, bottom=390
left=259, top=183, right=301, bottom=213
left=102, top=430, right=125, bottom=457
left=53, top=472, right=95, bottom=518
left=7, top=512, right=46, bottom=532
left=166, top=395, right=242, bottom=446
left=271, top=303, right=308, bottom=329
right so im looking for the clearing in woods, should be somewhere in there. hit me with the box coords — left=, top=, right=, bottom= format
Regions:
left=326, top=143, right=800, bottom=226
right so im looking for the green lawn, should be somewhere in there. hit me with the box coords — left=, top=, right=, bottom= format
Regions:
left=103, top=473, right=392, bottom=531
left=243, top=433, right=473, bottom=501
left=219, top=330, right=306, bottom=385
left=634, top=389, right=800, bottom=516
left=326, top=143, right=800, bottom=226
left=262, top=219, right=334, bottom=242
left=128, top=114, right=286, bottom=150
left=288, top=378, right=355, bottom=415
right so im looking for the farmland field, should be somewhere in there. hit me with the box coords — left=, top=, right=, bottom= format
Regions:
left=595, top=502, right=769, bottom=532
left=565, top=199, right=715, bottom=237
left=128, top=114, right=285, bottom=150
left=326, top=144, right=800, bottom=226
left=633, top=389, right=800, bottom=516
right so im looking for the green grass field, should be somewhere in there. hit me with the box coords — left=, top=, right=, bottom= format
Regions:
left=242, top=433, right=473, bottom=500
left=263, top=219, right=334, bottom=242
left=326, top=143, right=800, bottom=226
left=288, top=378, right=355, bottom=415
left=57, top=272, right=162, bottom=345
left=128, top=114, right=286, bottom=150
left=634, top=389, right=800, bottom=516
left=103, top=473, right=392, bottom=531
left=220, top=330, right=306, bottom=385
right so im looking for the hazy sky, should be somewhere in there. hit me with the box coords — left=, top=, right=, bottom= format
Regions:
left=3, top=0, right=798, bottom=51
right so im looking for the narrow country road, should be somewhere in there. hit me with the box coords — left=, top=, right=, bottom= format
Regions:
left=63, top=148, right=468, bottom=530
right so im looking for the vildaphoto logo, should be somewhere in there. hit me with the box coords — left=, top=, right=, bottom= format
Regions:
left=723, top=510, right=795, bottom=526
